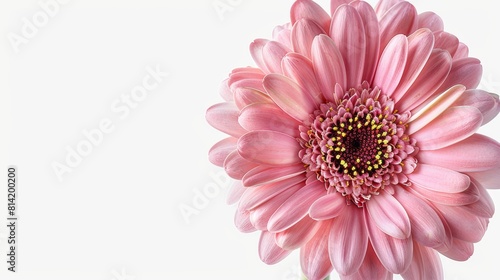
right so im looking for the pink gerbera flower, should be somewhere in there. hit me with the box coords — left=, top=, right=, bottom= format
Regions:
left=206, top=0, right=500, bottom=279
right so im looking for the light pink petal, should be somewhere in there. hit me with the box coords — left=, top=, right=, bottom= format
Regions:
left=350, top=1, right=380, bottom=83
left=242, top=165, right=305, bottom=187
left=330, top=4, right=366, bottom=88
left=409, top=180, right=479, bottom=206
left=309, top=193, right=347, bottom=220
left=394, top=188, right=449, bottom=249
left=206, top=102, right=247, bottom=138
left=366, top=190, right=411, bottom=239
left=291, top=0, right=331, bottom=33
left=453, top=89, right=500, bottom=125
left=272, top=23, right=292, bottom=49
left=238, top=130, right=301, bottom=166
left=262, top=41, right=290, bottom=74
left=436, top=57, right=482, bottom=93
left=343, top=243, right=392, bottom=280
left=418, top=11, right=444, bottom=32
left=275, top=216, right=322, bottom=250
left=402, top=241, right=443, bottom=280
left=291, top=18, right=326, bottom=59
left=329, top=206, right=368, bottom=276
left=412, top=106, right=483, bottom=150
left=437, top=238, right=474, bottom=261
left=374, top=0, right=403, bottom=19
left=330, top=0, right=350, bottom=15
left=258, top=231, right=292, bottom=264
left=224, top=150, right=258, bottom=180
left=300, top=221, right=333, bottom=280
left=234, top=88, right=272, bottom=110
left=250, top=39, right=270, bottom=73
left=249, top=184, right=302, bottom=231
left=391, top=28, right=434, bottom=102
left=396, top=49, right=452, bottom=112
left=240, top=176, right=304, bottom=210
left=228, top=69, right=266, bottom=92
left=226, top=181, right=245, bottom=205
left=234, top=208, right=256, bottom=233
left=407, top=84, right=465, bottom=134
left=238, top=103, right=300, bottom=137
left=219, top=78, right=233, bottom=101
left=417, top=133, right=500, bottom=172
left=408, top=163, right=470, bottom=193
left=282, top=53, right=324, bottom=105
left=468, top=168, right=500, bottom=189
left=365, top=208, right=413, bottom=274
left=208, top=137, right=237, bottom=166
left=373, top=34, right=408, bottom=96
left=268, top=180, right=326, bottom=232
left=463, top=180, right=495, bottom=218
left=263, top=73, right=317, bottom=122
left=434, top=31, right=459, bottom=58
left=453, top=42, right=469, bottom=60
left=434, top=203, right=487, bottom=243
left=378, top=1, right=417, bottom=51
left=311, top=34, right=347, bottom=100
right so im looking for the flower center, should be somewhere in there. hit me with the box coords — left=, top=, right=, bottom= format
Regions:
left=299, top=85, right=418, bottom=207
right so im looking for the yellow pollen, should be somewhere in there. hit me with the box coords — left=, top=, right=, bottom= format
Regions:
left=357, top=123, right=362, bottom=129
left=356, top=158, right=361, bottom=163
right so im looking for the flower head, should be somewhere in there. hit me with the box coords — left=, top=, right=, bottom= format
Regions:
left=206, top=0, right=500, bottom=279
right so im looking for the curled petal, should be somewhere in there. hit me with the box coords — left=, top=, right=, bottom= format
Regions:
left=258, top=231, right=292, bottom=264
left=238, top=130, right=301, bottom=166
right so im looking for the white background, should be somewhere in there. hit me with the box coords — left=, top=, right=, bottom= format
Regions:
left=0, top=0, right=499, bottom=279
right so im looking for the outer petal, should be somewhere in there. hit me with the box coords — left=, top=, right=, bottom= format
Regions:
left=206, top=102, right=247, bottom=137
left=366, top=190, right=411, bottom=239
left=300, top=221, right=333, bottom=280
left=468, top=168, right=500, bottom=189
left=208, top=137, right=237, bottom=166
left=409, top=180, right=479, bottom=206
left=412, top=106, right=483, bottom=150
left=275, top=216, right=322, bottom=250
left=258, top=231, right=292, bottom=264
left=311, top=34, right=347, bottom=100
left=234, top=87, right=272, bottom=110
left=434, top=31, right=459, bottom=58
left=263, top=74, right=317, bottom=122
left=378, top=1, right=417, bottom=51
left=282, top=53, right=324, bottom=105
left=342, top=243, right=392, bottom=280
left=262, top=41, right=290, bottom=74
left=226, top=181, right=245, bottom=205
left=374, top=0, right=403, bottom=19
left=242, top=165, right=305, bottom=187
left=238, top=130, right=301, bottom=166
left=418, top=11, right=444, bottom=32
left=238, top=103, right=301, bottom=137
left=434, top=203, right=488, bottom=243
left=291, top=19, right=326, bottom=59
left=407, top=163, right=470, bottom=193
left=330, top=4, right=366, bottom=88
left=250, top=39, right=270, bottom=73
left=291, top=0, right=331, bottom=33
left=309, top=193, right=346, bottom=220
left=235, top=208, right=257, bottom=233
left=224, top=150, right=258, bottom=180
left=437, top=238, right=474, bottom=261
left=436, top=57, right=483, bottom=93
left=239, top=176, right=305, bottom=210
left=373, top=34, right=408, bottom=96
left=329, top=206, right=368, bottom=275
left=417, top=133, right=500, bottom=172
left=453, top=89, right=500, bottom=125
left=401, top=241, right=443, bottom=280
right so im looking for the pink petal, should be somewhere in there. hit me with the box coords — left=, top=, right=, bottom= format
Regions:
left=249, top=39, right=270, bottom=73
left=329, top=206, right=368, bottom=276
left=407, top=163, right=470, bottom=193
left=300, top=221, right=333, bottom=280
left=365, top=208, right=413, bottom=274
left=436, top=57, right=482, bottom=93
left=395, top=49, right=452, bottom=112
left=272, top=23, right=292, bottom=49
left=291, top=18, right=326, bottom=59
left=330, top=0, right=350, bottom=15
left=234, top=208, right=256, bottom=233
left=258, top=231, right=292, bottom=264
left=412, top=106, right=483, bottom=150
left=226, top=181, right=245, bottom=205
left=219, top=78, right=233, bottom=101
left=373, top=34, right=408, bottom=95
left=239, top=176, right=304, bottom=210
left=434, top=203, right=487, bottom=243
left=330, top=4, right=366, bottom=88
left=309, top=193, right=347, bottom=220
left=453, top=43, right=469, bottom=60
left=433, top=31, right=459, bottom=58
left=242, top=165, right=305, bottom=187
left=437, top=238, right=474, bottom=261
left=275, top=216, right=322, bottom=250
left=238, top=103, right=301, bottom=137
left=263, top=73, right=317, bottom=122
left=206, top=102, right=247, bottom=137
left=366, top=190, right=411, bottom=239
left=282, top=53, right=324, bottom=105
left=468, top=168, right=500, bottom=189
left=238, top=130, right=301, bottom=166
left=374, top=0, right=403, bottom=19
left=350, top=1, right=380, bottom=83
left=311, top=34, right=347, bottom=100
left=233, top=87, right=272, bottom=110
left=463, top=180, right=495, bottom=218
left=224, top=150, right=258, bottom=180
left=228, top=69, right=266, bottom=92
left=418, top=11, right=444, bottom=32
left=208, top=137, right=237, bottom=167
left=402, top=241, right=443, bottom=280
left=378, top=1, right=417, bottom=51
left=356, top=243, right=392, bottom=280
left=393, top=188, right=449, bottom=249
left=291, top=0, right=331, bottom=33
left=453, top=89, right=500, bottom=125
left=262, top=41, right=290, bottom=74
left=407, top=84, right=465, bottom=134
left=417, top=133, right=500, bottom=172
left=268, top=180, right=326, bottom=232
left=409, top=180, right=479, bottom=206
left=391, top=28, right=434, bottom=102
